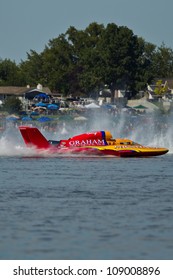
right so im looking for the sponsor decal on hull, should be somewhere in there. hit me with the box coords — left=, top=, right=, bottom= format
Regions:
left=68, top=139, right=105, bottom=146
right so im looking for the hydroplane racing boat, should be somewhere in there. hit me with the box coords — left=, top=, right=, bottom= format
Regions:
left=19, top=126, right=169, bottom=157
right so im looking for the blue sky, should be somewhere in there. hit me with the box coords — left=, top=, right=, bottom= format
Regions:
left=1, top=0, right=173, bottom=64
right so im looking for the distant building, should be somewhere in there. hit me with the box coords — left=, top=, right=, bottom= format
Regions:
left=0, top=84, right=52, bottom=111
left=0, top=84, right=52, bottom=102
left=146, top=79, right=173, bottom=103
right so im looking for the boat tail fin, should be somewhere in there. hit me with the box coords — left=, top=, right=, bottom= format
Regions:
left=19, top=126, right=51, bottom=149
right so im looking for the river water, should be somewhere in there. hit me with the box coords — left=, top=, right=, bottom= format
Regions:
left=0, top=114, right=173, bottom=260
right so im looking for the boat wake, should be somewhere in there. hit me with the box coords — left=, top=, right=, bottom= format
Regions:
left=0, top=133, right=111, bottom=158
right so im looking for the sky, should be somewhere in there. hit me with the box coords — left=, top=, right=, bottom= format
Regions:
left=1, top=0, right=173, bottom=64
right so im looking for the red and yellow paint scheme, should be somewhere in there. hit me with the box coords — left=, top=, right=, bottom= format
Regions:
left=19, top=126, right=169, bottom=157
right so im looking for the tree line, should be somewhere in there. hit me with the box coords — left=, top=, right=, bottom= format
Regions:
left=1, top=22, right=173, bottom=98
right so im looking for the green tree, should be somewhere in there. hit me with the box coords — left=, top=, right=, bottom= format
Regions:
left=66, top=23, right=105, bottom=94
left=20, top=50, right=44, bottom=86
left=3, top=96, right=22, bottom=114
left=154, top=79, right=168, bottom=95
left=95, top=24, right=144, bottom=97
left=134, top=39, right=156, bottom=92
left=151, top=43, right=173, bottom=78
left=41, top=35, right=78, bottom=94
left=0, top=59, right=22, bottom=86
left=66, top=22, right=146, bottom=97
left=16, top=22, right=173, bottom=98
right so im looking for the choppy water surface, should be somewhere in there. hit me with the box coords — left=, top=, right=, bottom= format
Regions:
left=0, top=154, right=173, bottom=260
left=0, top=114, right=173, bottom=260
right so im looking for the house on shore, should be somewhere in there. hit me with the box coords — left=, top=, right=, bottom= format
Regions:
left=0, top=84, right=52, bottom=101
left=0, top=84, right=52, bottom=111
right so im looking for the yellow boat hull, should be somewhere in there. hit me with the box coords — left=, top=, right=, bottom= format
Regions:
left=86, top=145, right=169, bottom=157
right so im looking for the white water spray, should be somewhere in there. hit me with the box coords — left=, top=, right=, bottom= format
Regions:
left=0, top=112, right=173, bottom=157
